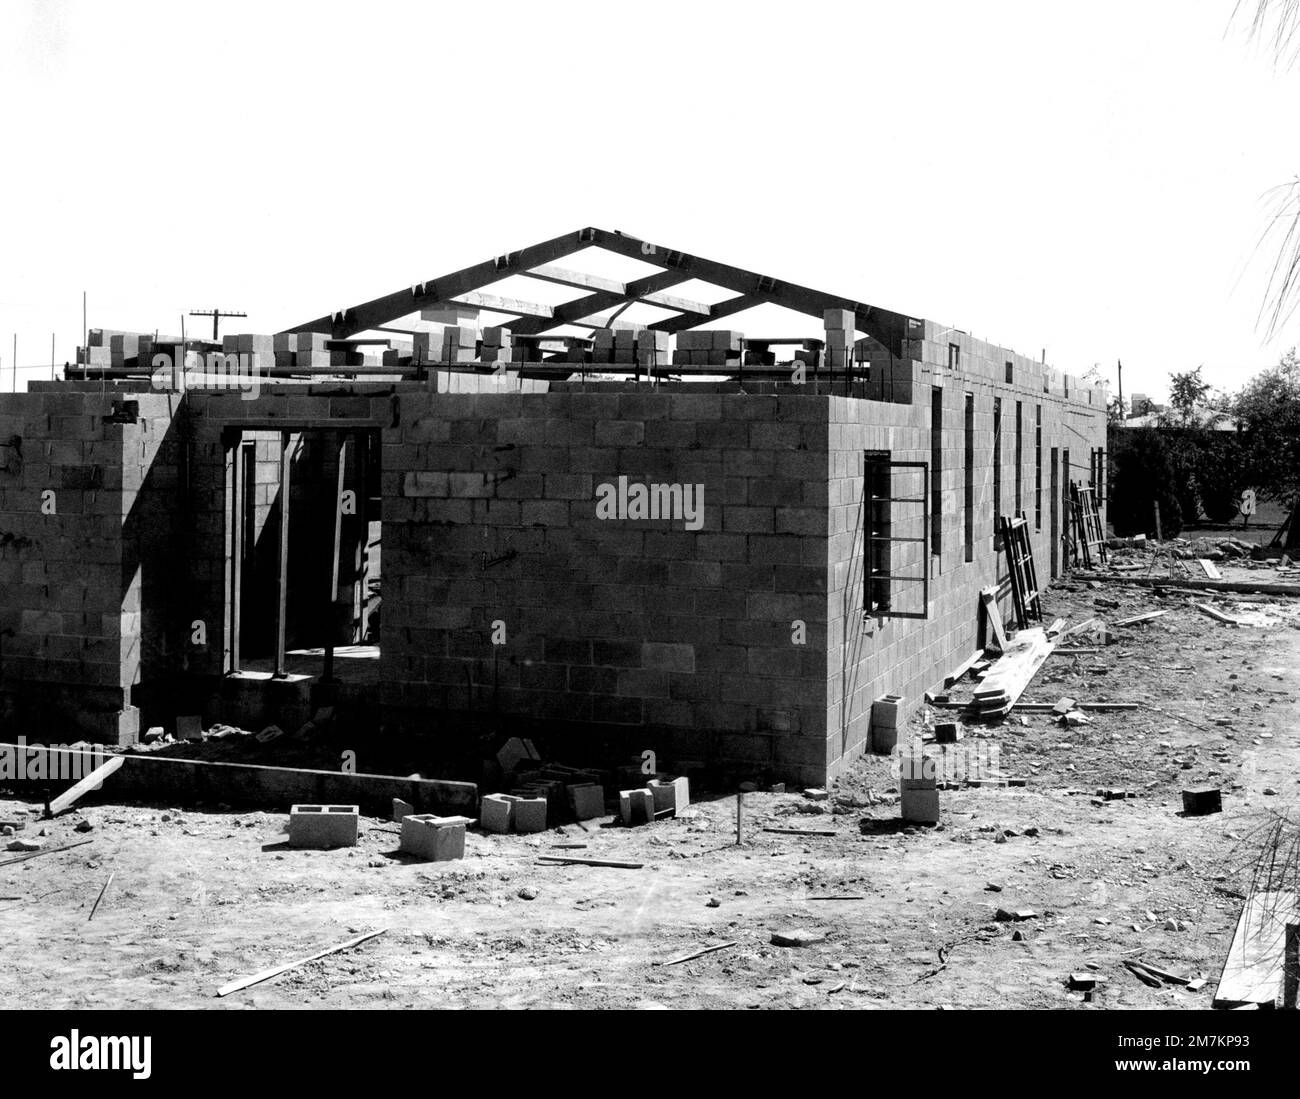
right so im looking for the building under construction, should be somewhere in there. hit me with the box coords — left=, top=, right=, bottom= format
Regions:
left=0, top=228, right=1108, bottom=785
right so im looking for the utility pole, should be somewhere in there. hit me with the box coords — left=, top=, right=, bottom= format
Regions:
left=1117, top=358, right=1124, bottom=416
left=188, top=308, right=247, bottom=342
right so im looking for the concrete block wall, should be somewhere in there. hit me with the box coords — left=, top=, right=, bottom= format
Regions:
left=0, top=386, right=176, bottom=743
left=380, top=383, right=833, bottom=779
left=823, top=323, right=1108, bottom=781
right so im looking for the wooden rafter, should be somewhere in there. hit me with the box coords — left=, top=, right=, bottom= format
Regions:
left=281, top=226, right=913, bottom=354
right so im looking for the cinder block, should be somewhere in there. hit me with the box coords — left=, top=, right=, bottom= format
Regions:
left=619, top=788, right=655, bottom=826
left=1181, top=787, right=1222, bottom=816
left=480, top=793, right=515, bottom=834
left=400, top=813, right=473, bottom=861
left=870, top=694, right=904, bottom=754
left=901, top=785, right=940, bottom=824
left=288, top=804, right=359, bottom=849
left=512, top=796, right=548, bottom=833
left=934, top=721, right=963, bottom=744
left=568, top=783, right=605, bottom=821
left=647, top=776, right=690, bottom=814
left=392, top=797, right=414, bottom=822
left=176, top=714, right=203, bottom=741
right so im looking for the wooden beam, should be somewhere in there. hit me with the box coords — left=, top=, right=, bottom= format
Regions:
left=449, top=290, right=554, bottom=318
left=505, top=268, right=689, bottom=336
left=588, top=228, right=913, bottom=355
left=640, top=289, right=712, bottom=315
left=46, top=756, right=124, bottom=817
left=281, top=228, right=590, bottom=338
left=651, top=293, right=762, bottom=334
left=525, top=264, right=625, bottom=295
left=273, top=432, right=292, bottom=680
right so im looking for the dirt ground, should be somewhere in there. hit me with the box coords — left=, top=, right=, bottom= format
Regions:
left=3, top=573, right=1299, bottom=1010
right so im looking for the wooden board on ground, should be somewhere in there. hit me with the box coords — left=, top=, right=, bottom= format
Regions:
left=1195, top=603, right=1243, bottom=627
left=1213, top=891, right=1299, bottom=1008
left=1113, top=610, right=1169, bottom=628
left=1197, top=559, right=1223, bottom=580
left=46, top=756, right=124, bottom=817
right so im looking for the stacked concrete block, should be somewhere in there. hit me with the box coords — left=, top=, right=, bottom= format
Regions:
left=619, top=788, right=655, bottom=826
left=591, top=326, right=645, bottom=364
left=672, top=330, right=742, bottom=367
left=220, top=333, right=276, bottom=374
left=480, top=326, right=513, bottom=363
left=823, top=308, right=855, bottom=369
left=636, top=329, right=671, bottom=367
left=900, top=759, right=940, bottom=824
left=412, top=330, right=444, bottom=366
left=440, top=325, right=480, bottom=364
left=288, top=804, right=360, bottom=848
left=421, top=305, right=479, bottom=327
left=400, top=813, right=474, bottom=861
left=869, top=693, right=904, bottom=754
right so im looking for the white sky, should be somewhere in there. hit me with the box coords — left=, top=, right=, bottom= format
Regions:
left=2, top=0, right=1298, bottom=401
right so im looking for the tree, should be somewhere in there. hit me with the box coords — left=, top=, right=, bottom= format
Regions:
left=1230, top=347, right=1300, bottom=504
left=1108, top=426, right=1185, bottom=538
left=1238, top=3, right=1300, bottom=335
left=1167, top=365, right=1211, bottom=425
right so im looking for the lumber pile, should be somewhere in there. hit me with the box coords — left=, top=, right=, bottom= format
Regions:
left=971, top=627, right=1054, bottom=716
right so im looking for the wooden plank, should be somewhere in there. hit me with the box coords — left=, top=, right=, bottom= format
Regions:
left=943, top=650, right=983, bottom=688
left=46, top=756, right=124, bottom=817
left=87, top=872, right=115, bottom=922
left=1214, top=892, right=1299, bottom=1008
left=661, top=941, right=737, bottom=967
left=1195, top=603, right=1243, bottom=626
left=763, top=827, right=837, bottom=837
left=1197, top=559, right=1223, bottom=579
left=0, top=838, right=94, bottom=868
left=449, top=290, right=555, bottom=318
left=535, top=856, right=643, bottom=869
left=217, top=928, right=388, bottom=997
left=1113, top=610, right=1169, bottom=628
left=1073, top=572, right=1300, bottom=597
left=971, top=627, right=1054, bottom=715
left=979, top=587, right=1008, bottom=654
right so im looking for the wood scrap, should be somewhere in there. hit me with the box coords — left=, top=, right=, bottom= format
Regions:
left=216, top=928, right=388, bottom=997
left=87, top=871, right=114, bottom=922
left=535, top=856, right=643, bottom=869
left=1195, top=603, right=1244, bottom=626
left=1197, top=559, right=1223, bottom=579
left=0, top=837, right=93, bottom=868
left=661, top=941, right=737, bottom=967
left=1128, top=959, right=1190, bottom=985
left=1051, top=647, right=1100, bottom=655
left=943, top=650, right=983, bottom=688
left=1112, top=610, right=1169, bottom=628
left=1123, top=959, right=1163, bottom=988
left=46, top=755, right=124, bottom=818
left=808, top=895, right=867, bottom=901
left=763, top=827, right=836, bottom=837
left=1213, top=891, right=1299, bottom=1008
